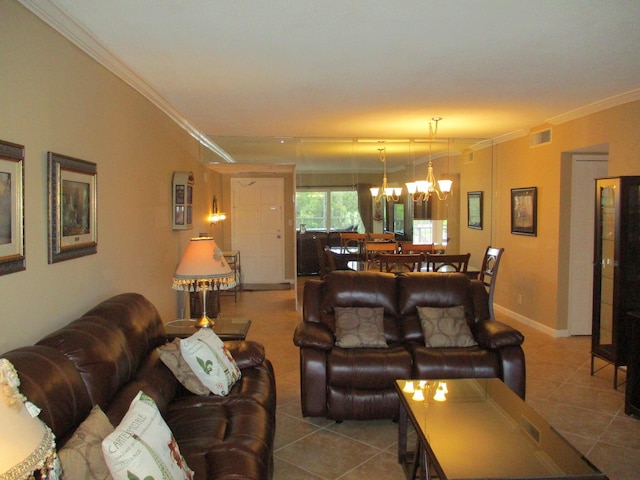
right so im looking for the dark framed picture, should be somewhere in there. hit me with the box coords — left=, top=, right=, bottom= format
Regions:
left=511, top=187, right=537, bottom=236
left=467, top=191, right=483, bottom=230
left=0, top=139, right=25, bottom=275
left=48, top=152, right=98, bottom=263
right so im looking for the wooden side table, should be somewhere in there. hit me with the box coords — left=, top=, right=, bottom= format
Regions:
left=164, top=318, right=251, bottom=341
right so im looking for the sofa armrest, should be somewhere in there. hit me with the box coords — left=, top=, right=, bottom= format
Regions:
left=293, top=322, right=335, bottom=350
left=224, top=340, right=266, bottom=369
left=472, top=320, right=524, bottom=349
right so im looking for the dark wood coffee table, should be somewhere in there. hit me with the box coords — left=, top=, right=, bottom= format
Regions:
left=164, top=318, right=251, bottom=341
left=395, top=378, right=608, bottom=480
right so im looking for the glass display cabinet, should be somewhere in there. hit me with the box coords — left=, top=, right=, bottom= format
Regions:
left=591, top=176, right=640, bottom=389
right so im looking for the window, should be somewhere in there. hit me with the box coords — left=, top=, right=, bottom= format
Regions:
left=413, top=219, right=448, bottom=245
left=296, top=189, right=363, bottom=231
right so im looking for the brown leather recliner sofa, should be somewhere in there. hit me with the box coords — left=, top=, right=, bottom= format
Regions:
left=293, top=271, right=525, bottom=420
left=1, top=293, right=276, bottom=480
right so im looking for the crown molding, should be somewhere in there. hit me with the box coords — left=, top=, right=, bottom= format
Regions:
left=17, top=0, right=235, bottom=163
left=546, top=88, right=640, bottom=125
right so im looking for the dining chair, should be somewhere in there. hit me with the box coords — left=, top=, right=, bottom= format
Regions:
left=400, top=242, right=434, bottom=255
left=477, top=246, right=505, bottom=321
left=339, top=232, right=367, bottom=257
left=365, top=241, right=398, bottom=265
left=368, top=233, right=396, bottom=241
left=425, top=253, right=471, bottom=273
left=378, top=253, right=423, bottom=273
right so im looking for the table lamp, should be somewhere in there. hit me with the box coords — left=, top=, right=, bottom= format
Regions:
left=172, top=237, right=236, bottom=328
left=1, top=360, right=57, bottom=480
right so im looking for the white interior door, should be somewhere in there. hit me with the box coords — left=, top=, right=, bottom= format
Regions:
left=231, top=178, right=285, bottom=285
left=568, top=155, right=608, bottom=335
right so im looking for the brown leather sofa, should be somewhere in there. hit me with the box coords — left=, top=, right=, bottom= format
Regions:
left=293, top=271, right=525, bottom=420
left=1, top=293, right=276, bottom=480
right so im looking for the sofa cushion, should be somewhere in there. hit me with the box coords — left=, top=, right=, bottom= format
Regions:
left=58, top=405, right=114, bottom=480
left=410, top=345, right=501, bottom=379
left=334, top=307, right=388, bottom=348
left=167, top=399, right=274, bottom=480
left=328, top=347, right=412, bottom=389
left=418, top=306, right=478, bottom=347
left=102, top=391, right=193, bottom=480
left=180, top=329, right=241, bottom=396
left=157, top=339, right=210, bottom=396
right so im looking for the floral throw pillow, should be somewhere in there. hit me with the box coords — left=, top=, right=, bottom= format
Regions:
left=417, top=305, right=478, bottom=348
left=57, top=405, right=114, bottom=480
left=102, top=391, right=193, bottom=480
left=334, top=307, right=388, bottom=348
left=157, top=339, right=210, bottom=396
left=180, top=328, right=241, bottom=396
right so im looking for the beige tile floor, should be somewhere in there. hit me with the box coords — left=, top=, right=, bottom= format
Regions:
left=219, top=277, right=640, bottom=480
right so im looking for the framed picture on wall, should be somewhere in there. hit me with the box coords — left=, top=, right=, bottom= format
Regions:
left=0, top=139, right=25, bottom=275
left=467, top=191, right=483, bottom=230
left=511, top=187, right=537, bottom=236
left=48, top=152, right=98, bottom=263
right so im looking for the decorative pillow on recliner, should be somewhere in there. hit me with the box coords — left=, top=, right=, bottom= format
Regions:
left=180, top=328, right=241, bottom=396
left=417, top=305, right=478, bottom=348
left=157, top=339, right=211, bottom=396
left=334, top=307, right=388, bottom=348
left=102, top=390, right=193, bottom=480
left=58, top=405, right=114, bottom=480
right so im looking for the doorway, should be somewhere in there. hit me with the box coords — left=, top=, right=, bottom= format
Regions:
left=231, top=177, right=285, bottom=285
left=567, top=154, right=608, bottom=335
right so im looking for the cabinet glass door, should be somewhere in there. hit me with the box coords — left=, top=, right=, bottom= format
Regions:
left=597, top=184, right=616, bottom=349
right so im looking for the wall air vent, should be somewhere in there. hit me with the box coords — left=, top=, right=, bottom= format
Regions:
left=530, top=128, right=552, bottom=147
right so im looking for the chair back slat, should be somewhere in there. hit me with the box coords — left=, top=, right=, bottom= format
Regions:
left=378, top=253, right=423, bottom=273
left=478, top=246, right=505, bottom=320
left=425, top=253, right=471, bottom=273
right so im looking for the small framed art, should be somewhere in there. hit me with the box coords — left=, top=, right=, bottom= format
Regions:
left=0, top=139, right=25, bottom=275
left=511, top=187, right=537, bottom=236
left=48, top=152, right=97, bottom=263
left=467, top=191, right=483, bottom=230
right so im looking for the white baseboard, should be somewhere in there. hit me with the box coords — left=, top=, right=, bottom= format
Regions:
left=494, top=305, right=571, bottom=338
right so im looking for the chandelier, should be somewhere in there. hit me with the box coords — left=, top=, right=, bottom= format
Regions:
left=370, top=146, right=402, bottom=203
left=405, top=117, right=453, bottom=202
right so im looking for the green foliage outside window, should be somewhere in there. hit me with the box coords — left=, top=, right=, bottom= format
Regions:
left=296, top=190, right=363, bottom=231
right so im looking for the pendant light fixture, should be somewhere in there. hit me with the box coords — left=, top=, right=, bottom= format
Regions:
left=370, top=145, right=402, bottom=203
left=406, top=117, right=452, bottom=202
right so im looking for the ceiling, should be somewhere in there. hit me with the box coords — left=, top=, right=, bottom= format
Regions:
left=22, top=1, right=640, bottom=173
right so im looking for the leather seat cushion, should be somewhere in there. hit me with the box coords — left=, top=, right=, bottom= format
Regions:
left=328, top=346, right=412, bottom=389
left=167, top=401, right=273, bottom=480
left=411, top=345, right=500, bottom=379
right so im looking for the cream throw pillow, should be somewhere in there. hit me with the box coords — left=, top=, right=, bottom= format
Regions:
left=334, top=307, right=388, bottom=348
left=102, top=391, right=193, bottom=480
left=180, top=328, right=241, bottom=396
left=157, top=339, right=210, bottom=396
left=417, top=305, right=478, bottom=347
left=58, top=405, right=114, bottom=480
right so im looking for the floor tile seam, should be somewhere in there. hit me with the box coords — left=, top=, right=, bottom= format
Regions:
left=584, top=409, right=633, bottom=457
left=541, top=393, right=620, bottom=418
left=589, top=437, right=640, bottom=453
left=334, top=450, right=398, bottom=480
left=552, top=375, right=628, bottom=397
left=273, top=427, right=329, bottom=454
left=273, top=455, right=330, bottom=480
left=323, top=427, right=390, bottom=451
left=275, top=408, right=336, bottom=429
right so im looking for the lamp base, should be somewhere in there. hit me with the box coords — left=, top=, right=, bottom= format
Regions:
left=194, top=314, right=215, bottom=329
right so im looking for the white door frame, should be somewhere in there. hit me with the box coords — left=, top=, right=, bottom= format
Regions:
left=567, top=154, right=608, bottom=335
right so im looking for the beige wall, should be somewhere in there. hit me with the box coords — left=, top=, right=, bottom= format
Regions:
left=464, top=101, right=640, bottom=333
left=0, top=1, right=212, bottom=352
